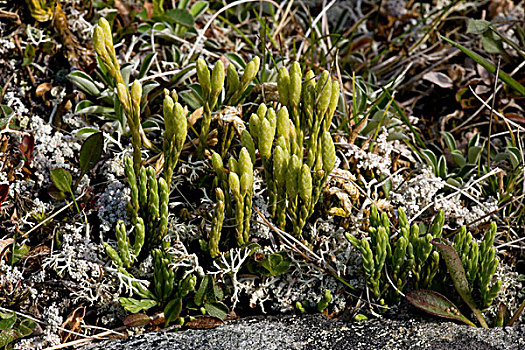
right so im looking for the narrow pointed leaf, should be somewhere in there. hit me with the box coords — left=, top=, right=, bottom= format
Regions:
left=507, top=299, right=525, bottom=326
left=440, top=35, right=525, bottom=97
left=190, top=1, right=208, bottom=18
left=68, top=71, right=101, bottom=96
left=138, top=53, right=157, bottom=80
left=495, top=303, right=510, bottom=327
left=440, top=131, right=457, bottom=151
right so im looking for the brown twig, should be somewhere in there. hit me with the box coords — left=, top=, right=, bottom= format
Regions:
left=13, top=35, right=36, bottom=86
left=0, top=9, right=21, bottom=25
left=0, top=73, right=16, bottom=104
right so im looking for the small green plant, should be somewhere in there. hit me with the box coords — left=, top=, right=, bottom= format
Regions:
left=117, top=250, right=200, bottom=326
left=247, top=251, right=291, bottom=277
left=406, top=224, right=514, bottom=328
left=104, top=158, right=168, bottom=267
left=317, top=289, right=332, bottom=313
left=196, top=58, right=224, bottom=158
left=247, top=62, right=339, bottom=237
left=208, top=188, right=225, bottom=259
left=162, top=89, right=188, bottom=189
left=193, top=275, right=229, bottom=320
left=346, top=206, right=444, bottom=306
left=195, top=57, right=259, bottom=158
left=0, top=311, right=37, bottom=349
left=421, top=132, right=483, bottom=189
left=137, top=0, right=209, bottom=39
left=49, top=132, right=104, bottom=213
left=24, top=0, right=56, bottom=22
left=452, top=223, right=501, bottom=309
left=424, top=130, right=523, bottom=225
left=72, top=18, right=158, bottom=151
left=293, top=289, right=331, bottom=314
left=104, top=86, right=187, bottom=265
left=211, top=147, right=254, bottom=249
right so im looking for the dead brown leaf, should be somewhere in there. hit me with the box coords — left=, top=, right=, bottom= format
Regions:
left=423, top=71, right=454, bottom=89
left=123, top=313, right=152, bottom=328
left=59, top=306, right=86, bottom=343
left=184, top=315, right=224, bottom=329
left=0, top=184, right=8, bottom=207
left=115, top=0, right=132, bottom=27
left=188, top=107, right=203, bottom=128
left=22, top=245, right=51, bottom=271
left=218, top=106, right=245, bottom=135
left=505, top=113, right=525, bottom=124
left=0, top=238, right=14, bottom=260
left=489, top=0, right=514, bottom=18
left=142, top=2, right=154, bottom=19
left=35, top=82, right=53, bottom=98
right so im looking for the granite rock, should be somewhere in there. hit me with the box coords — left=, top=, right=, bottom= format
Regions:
left=79, top=314, right=525, bottom=350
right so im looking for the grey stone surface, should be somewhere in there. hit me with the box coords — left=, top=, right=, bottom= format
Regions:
left=79, top=314, right=525, bottom=350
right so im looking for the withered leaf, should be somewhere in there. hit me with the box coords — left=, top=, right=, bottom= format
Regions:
left=59, top=306, right=86, bottom=343
left=123, top=313, right=152, bottom=328
left=184, top=315, right=224, bottom=329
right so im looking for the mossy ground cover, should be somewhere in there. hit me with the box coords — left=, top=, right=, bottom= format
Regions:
left=0, top=1, right=524, bottom=348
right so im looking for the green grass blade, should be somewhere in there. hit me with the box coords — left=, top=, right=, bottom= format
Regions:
left=440, top=35, right=525, bottom=97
